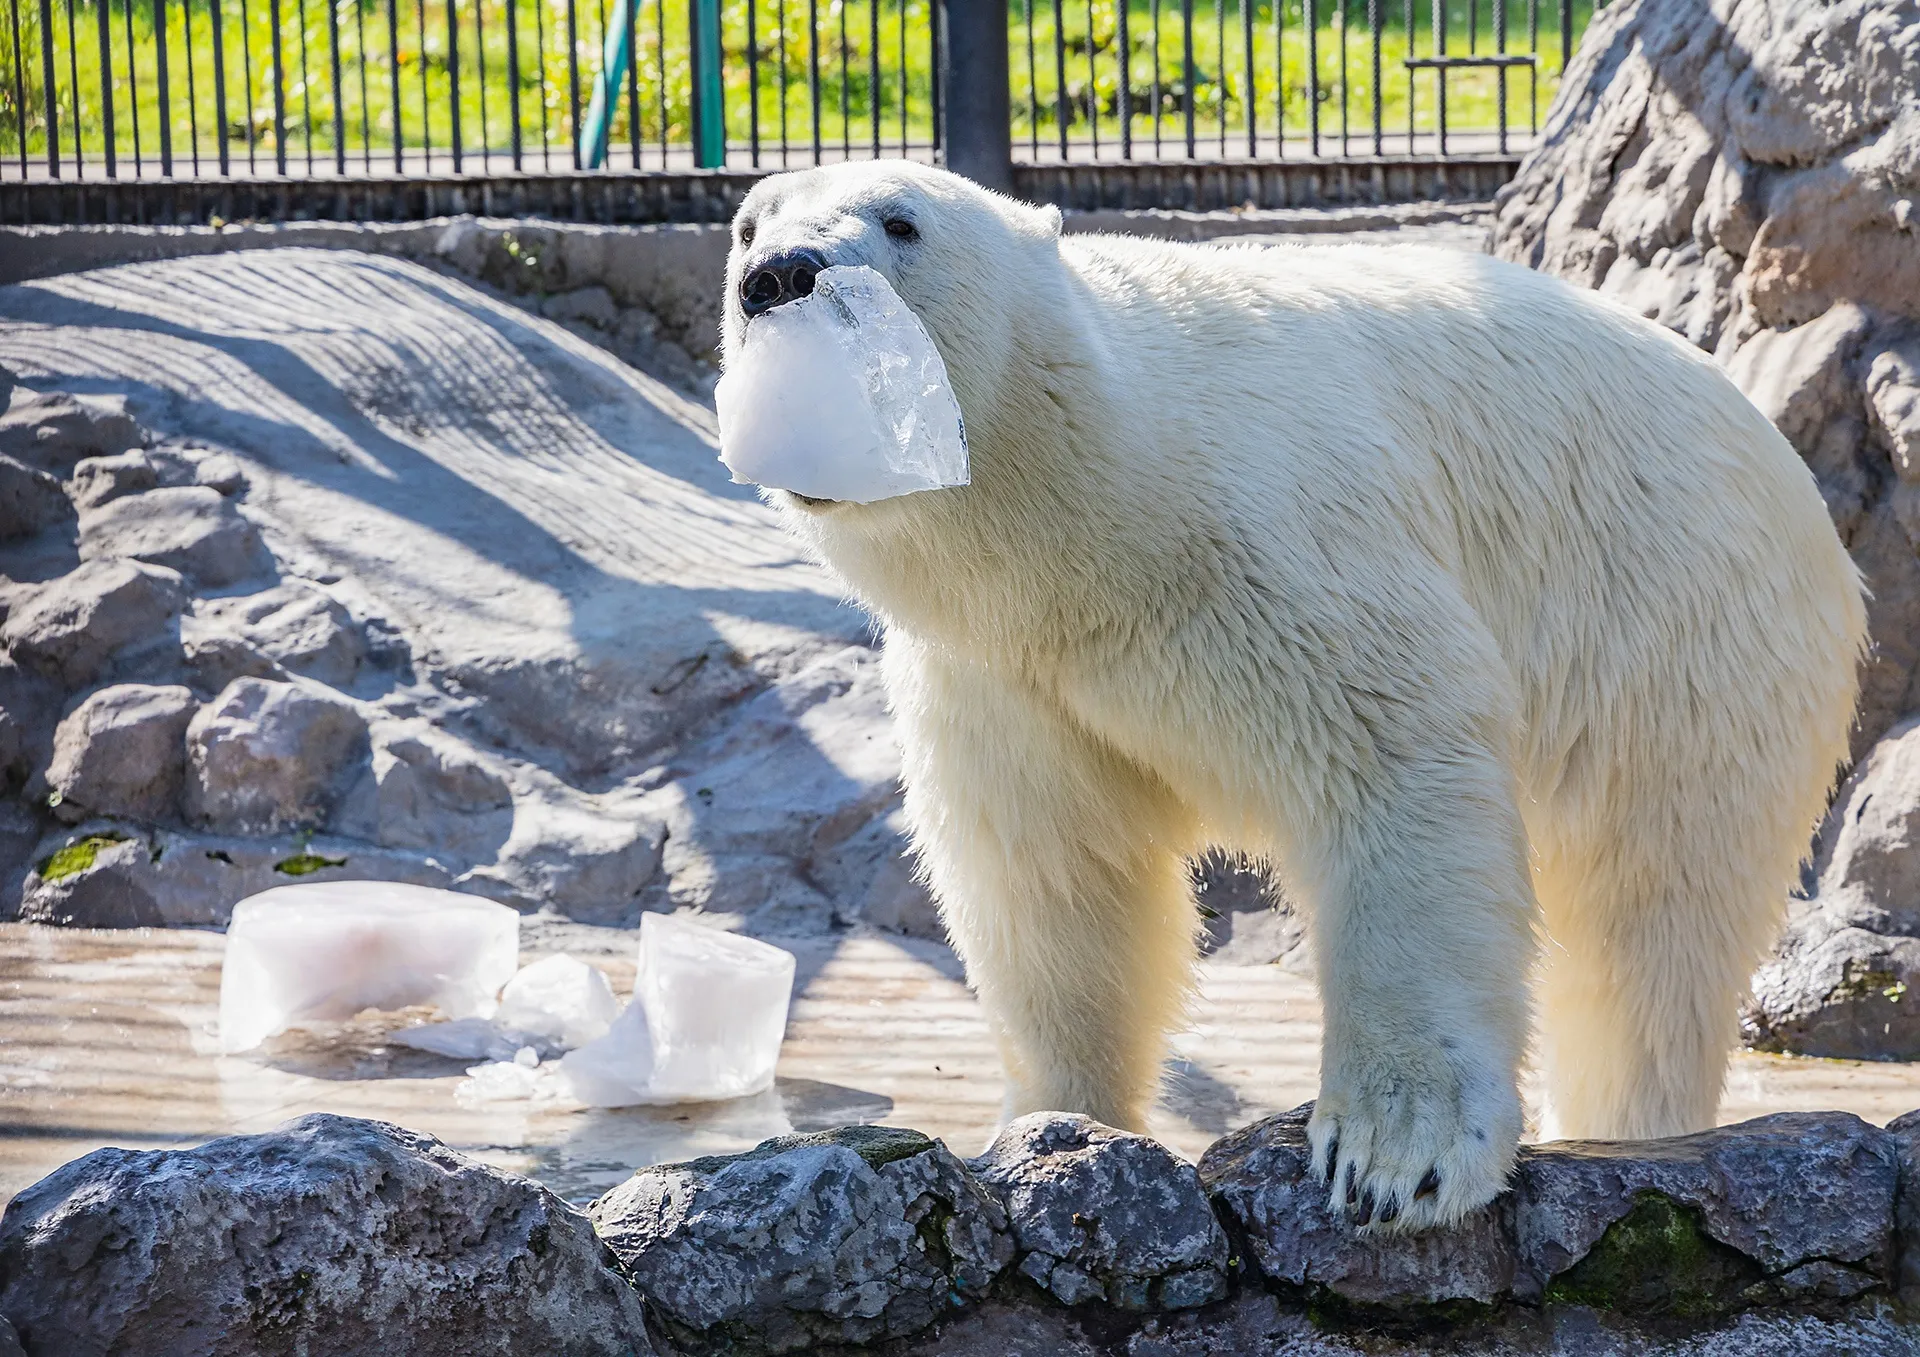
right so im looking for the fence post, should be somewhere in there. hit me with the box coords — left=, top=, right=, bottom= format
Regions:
left=939, top=0, right=1011, bottom=191
left=689, top=0, right=725, bottom=167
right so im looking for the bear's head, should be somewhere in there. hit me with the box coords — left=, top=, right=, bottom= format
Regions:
left=723, top=160, right=1064, bottom=502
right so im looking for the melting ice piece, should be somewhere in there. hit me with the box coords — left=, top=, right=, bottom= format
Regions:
left=218, top=882, right=520, bottom=1055
left=558, top=913, right=797, bottom=1108
left=495, top=953, right=619, bottom=1049
left=391, top=1016, right=524, bottom=1062
left=455, top=1052, right=545, bottom=1105
left=716, top=264, right=968, bottom=504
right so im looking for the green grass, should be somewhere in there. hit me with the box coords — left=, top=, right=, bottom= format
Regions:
left=2, top=0, right=1591, bottom=166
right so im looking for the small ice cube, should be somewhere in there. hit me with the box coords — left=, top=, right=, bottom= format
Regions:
left=716, top=265, right=968, bottom=504
left=455, top=1057, right=543, bottom=1105
left=218, top=882, right=520, bottom=1054
left=390, top=1016, right=512, bottom=1062
left=558, top=913, right=795, bottom=1107
left=495, top=954, right=619, bottom=1049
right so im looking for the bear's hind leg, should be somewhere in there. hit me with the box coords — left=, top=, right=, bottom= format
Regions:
left=884, top=634, right=1202, bottom=1133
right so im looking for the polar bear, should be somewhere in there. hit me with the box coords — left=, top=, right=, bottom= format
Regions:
left=721, top=161, right=1865, bottom=1230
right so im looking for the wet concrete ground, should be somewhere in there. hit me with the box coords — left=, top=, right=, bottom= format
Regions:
left=8, top=920, right=1920, bottom=1208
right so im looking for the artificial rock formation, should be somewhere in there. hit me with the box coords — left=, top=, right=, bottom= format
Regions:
left=1493, top=0, right=1920, bottom=1057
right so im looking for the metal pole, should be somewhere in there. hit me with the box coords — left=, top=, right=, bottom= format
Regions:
left=1303, top=0, right=1314, bottom=157
left=96, top=0, right=116, bottom=174
left=64, top=0, right=82, bottom=175
left=328, top=0, right=345, bottom=170
left=387, top=0, right=402, bottom=167
left=564, top=0, right=578, bottom=166
left=1556, top=0, right=1565, bottom=70
left=8, top=0, right=27, bottom=177
left=154, top=0, right=172, bottom=172
left=579, top=0, right=631, bottom=164
left=688, top=0, right=723, bottom=165
left=1179, top=0, right=1190, bottom=156
left=938, top=0, right=1011, bottom=190
left=1117, top=0, right=1128, bottom=157
left=269, top=0, right=286, bottom=171
left=211, top=0, right=229, bottom=172
left=867, top=0, right=876, bottom=157
left=446, top=0, right=460, bottom=169
left=1050, top=0, right=1064, bottom=158
left=36, top=0, right=57, bottom=175
left=507, top=0, right=522, bottom=165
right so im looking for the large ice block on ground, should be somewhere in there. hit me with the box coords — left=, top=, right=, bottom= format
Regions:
left=496, top=953, right=619, bottom=1048
left=218, top=882, right=520, bottom=1054
left=559, top=913, right=796, bottom=1107
left=716, top=264, right=968, bottom=504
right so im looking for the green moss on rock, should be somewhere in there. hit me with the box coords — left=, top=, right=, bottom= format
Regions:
left=1545, top=1192, right=1763, bottom=1318
left=274, top=851, right=348, bottom=877
left=37, top=833, right=130, bottom=883
left=675, top=1125, right=936, bottom=1176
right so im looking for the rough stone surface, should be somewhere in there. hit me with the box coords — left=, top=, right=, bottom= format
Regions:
left=185, top=581, right=368, bottom=687
left=0, top=388, right=141, bottom=473
left=45, top=683, right=197, bottom=823
left=0, top=454, right=69, bottom=541
left=970, top=1113, right=1230, bottom=1312
left=0, top=558, right=186, bottom=687
left=67, top=449, right=161, bottom=510
left=184, top=677, right=369, bottom=833
left=589, top=1125, right=1013, bottom=1354
left=1201, top=1104, right=1516, bottom=1307
left=0, top=1112, right=652, bottom=1357
left=77, top=485, right=270, bottom=587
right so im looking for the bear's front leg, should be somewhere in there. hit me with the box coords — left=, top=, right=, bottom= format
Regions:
left=881, top=631, right=1203, bottom=1132
left=1300, top=740, right=1535, bottom=1232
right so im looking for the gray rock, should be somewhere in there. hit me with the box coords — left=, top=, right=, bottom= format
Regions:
left=67, top=450, right=160, bottom=510
left=542, top=284, right=620, bottom=328
left=0, top=1112, right=651, bottom=1357
left=971, top=1114, right=1230, bottom=1312
left=46, top=683, right=196, bottom=823
left=0, top=388, right=141, bottom=474
left=1747, top=925, right=1920, bottom=1058
left=1194, top=850, right=1306, bottom=967
left=0, top=1314, right=20, bottom=1357
left=332, top=720, right=516, bottom=860
left=590, top=1125, right=1012, bottom=1354
left=185, top=677, right=369, bottom=833
left=77, top=485, right=270, bottom=587
left=0, top=454, right=70, bottom=541
left=1511, top=1112, right=1898, bottom=1309
left=0, top=559, right=186, bottom=686
left=17, top=830, right=163, bottom=926
left=189, top=449, right=246, bottom=495
left=187, top=580, right=367, bottom=687
left=1200, top=1104, right=1515, bottom=1307
left=1885, top=1108, right=1920, bottom=1302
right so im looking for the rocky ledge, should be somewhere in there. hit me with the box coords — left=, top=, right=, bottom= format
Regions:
left=7, top=1105, right=1920, bottom=1356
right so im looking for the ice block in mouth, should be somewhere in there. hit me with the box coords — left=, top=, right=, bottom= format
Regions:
left=716, top=264, right=969, bottom=504
left=559, top=912, right=797, bottom=1107
left=218, top=881, right=520, bottom=1054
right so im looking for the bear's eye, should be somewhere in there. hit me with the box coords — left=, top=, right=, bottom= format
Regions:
left=739, top=221, right=756, bottom=246
left=883, top=218, right=918, bottom=241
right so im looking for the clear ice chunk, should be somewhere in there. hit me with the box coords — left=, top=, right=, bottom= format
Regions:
left=495, top=953, right=619, bottom=1049
left=390, top=1016, right=522, bottom=1062
left=454, top=1054, right=545, bottom=1105
left=218, top=882, right=520, bottom=1055
left=715, top=264, right=969, bottom=504
left=558, top=913, right=796, bottom=1107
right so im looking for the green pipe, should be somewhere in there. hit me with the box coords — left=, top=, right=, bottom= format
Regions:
left=579, top=0, right=633, bottom=169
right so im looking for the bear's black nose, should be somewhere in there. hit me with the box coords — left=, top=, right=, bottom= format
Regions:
left=741, top=247, right=829, bottom=317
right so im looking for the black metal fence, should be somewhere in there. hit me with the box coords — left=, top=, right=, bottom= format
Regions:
left=1, top=0, right=1590, bottom=184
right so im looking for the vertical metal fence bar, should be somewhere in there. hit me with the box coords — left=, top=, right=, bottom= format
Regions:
left=1049, top=0, right=1063, bottom=157
left=1214, top=0, right=1223, bottom=154
left=866, top=0, right=876, bottom=156
left=1022, top=0, right=1035, bottom=155
left=746, top=0, right=758, bottom=162
left=445, top=0, right=459, bottom=169
left=806, top=0, right=818, bottom=162
left=837, top=0, right=846, bottom=156
left=533, top=0, right=548, bottom=166
left=413, top=0, right=427, bottom=163
left=1302, top=0, right=1314, bottom=156
left=895, top=0, right=903, bottom=153
left=1167, top=0, right=1182, bottom=156
left=1337, top=0, right=1346, bottom=154
left=1494, top=0, right=1505, bottom=153
left=298, top=0, right=314, bottom=169
left=8, top=0, right=26, bottom=176
left=355, top=0, right=370, bottom=169
left=272, top=0, right=287, bottom=171
left=925, top=0, right=936, bottom=153
left=241, top=0, right=254, bottom=169
left=563, top=0, right=577, bottom=166
left=156, top=0, right=173, bottom=172
left=624, top=0, right=639, bottom=165
left=1555, top=0, right=1564, bottom=70
left=1148, top=0, right=1158, bottom=155
left=64, top=0, right=82, bottom=175
left=774, top=0, right=786, bottom=164
left=652, top=0, right=664, bottom=165
left=475, top=0, right=489, bottom=166
left=1272, top=0, right=1281, bottom=156
left=1117, top=0, right=1130, bottom=156
left=1082, top=0, right=1094, bottom=157
left=1527, top=0, right=1536, bottom=131
left=96, top=0, right=116, bottom=175
left=387, top=0, right=402, bottom=166
left=505, top=0, right=521, bottom=163
left=1402, top=0, right=1410, bottom=151
left=36, top=0, right=57, bottom=175
left=1368, top=0, right=1379, bottom=153
left=1238, top=0, right=1250, bottom=155
left=213, top=0, right=231, bottom=173
left=183, top=0, right=198, bottom=172
left=127, top=0, right=145, bottom=170
left=1431, top=0, right=1444, bottom=154
left=328, top=0, right=345, bottom=170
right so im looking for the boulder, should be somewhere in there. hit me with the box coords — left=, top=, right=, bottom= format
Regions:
left=1200, top=1104, right=1516, bottom=1308
left=184, top=677, right=369, bottom=833
left=0, top=1113, right=651, bottom=1356
left=589, top=1125, right=1012, bottom=1354
left=970, top=1113, right=1231, bottom=1311
left=67, top=450, right=160, bottom=510
left=77, top=485, right=270, bottom=588
left=186, top=581, right=368, bottom=687
left=542, top=285, right=620, bottom=328
left=0, top=454, right=69, bottom=541
left=0, top=388, right=141, bottom=473
left=15, top=830, right=163, bottom=927
left=332, top=720, right=517, bottom=862
left=45, top=683, right=197, bottom=823
left=0, top=559, right=186, bottom=686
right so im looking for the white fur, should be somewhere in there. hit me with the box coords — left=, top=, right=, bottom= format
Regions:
left=722, top=162, right=1867, bottom=1231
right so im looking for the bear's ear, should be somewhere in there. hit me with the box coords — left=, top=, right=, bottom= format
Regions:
left=1037, top=204, right=1064, bottom=238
